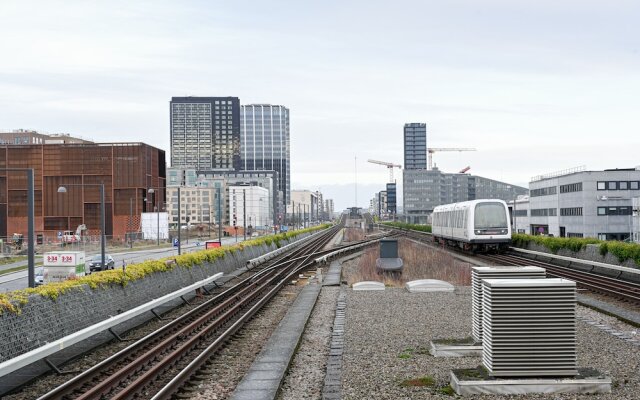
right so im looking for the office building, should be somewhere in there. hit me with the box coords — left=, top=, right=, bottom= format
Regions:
left=240, top=105, right=290, bottom=206
left=525, top=166, right=640, bottom=241
left=228, top=184, right=270, bottom=229
left=288, top=190, right=319, bottom=225
left=324, top=198, right=335, bottom=220
left=170, top=97, right=241, bottom=170
left=386, top=183, right=397, bottom=215
left=167, top=167, right=281, bottom=227
left=0, top=143, right=166, bottom=240
left=402, top=167, right=528, bottom=224
left=404, top=123, right=427, bottom=170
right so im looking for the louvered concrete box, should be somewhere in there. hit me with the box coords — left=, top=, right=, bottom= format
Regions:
left=430, top=266, right=546, bottom=357
left=482, top=278, right=577, bottom=377
left=471, top=266, right=546, bottom=343
left=450, top=277, right=610, bottom=396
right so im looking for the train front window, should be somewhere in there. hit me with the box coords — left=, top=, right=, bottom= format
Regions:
left=474, top=203, right=508, bottom=229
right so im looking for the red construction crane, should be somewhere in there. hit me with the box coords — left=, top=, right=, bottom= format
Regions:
left=459, top=166, right=471, bottom=173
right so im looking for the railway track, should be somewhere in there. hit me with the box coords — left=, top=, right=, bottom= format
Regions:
left=379, top=223, right=640, bottom=304
left=37, top=223, right=356, bottom=400
left=477, top=253, right=640, bottom=304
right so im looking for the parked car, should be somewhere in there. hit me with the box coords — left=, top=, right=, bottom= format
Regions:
left=35, top=267, right=44, bottom=286
left=88, top=254, right=115, bottom=272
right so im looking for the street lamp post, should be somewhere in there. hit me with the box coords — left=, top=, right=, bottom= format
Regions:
left=217, top=187, right=222, bottom=241
left=147, top=188, right=162, bottom=246
left=2, top=168, right=35, bottom=287
left=58, top=183, right=105, bottom=272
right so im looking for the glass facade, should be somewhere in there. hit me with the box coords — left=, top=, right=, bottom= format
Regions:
left=404, top=123, right=427, bottom=170
left=170, top=97, right=241, bottom=170
left=240, top=105, right=290, bottom=205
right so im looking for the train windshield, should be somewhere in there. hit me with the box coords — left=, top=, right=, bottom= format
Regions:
left=474, top=202, right=507, bottom=229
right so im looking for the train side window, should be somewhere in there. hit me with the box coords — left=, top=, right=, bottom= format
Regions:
left=597, top=181, right=606, bottom=190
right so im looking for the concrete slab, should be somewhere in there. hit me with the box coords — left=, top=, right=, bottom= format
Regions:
left=230, top=283, right=322, bottom=400
left=323, top=260, right=343, bottom=286
left=450, top=367, right=612, bottom=396
left=429, top=338, right=481, bottom=357
left=405, top=279, right=454, bottom=293
left=352, top=281, right=385, bottom=291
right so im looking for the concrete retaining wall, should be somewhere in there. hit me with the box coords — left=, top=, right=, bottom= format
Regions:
left=0, top=234, right=312, bottom=365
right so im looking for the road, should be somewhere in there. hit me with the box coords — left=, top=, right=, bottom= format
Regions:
left=0, top=237, right=247, bottom=293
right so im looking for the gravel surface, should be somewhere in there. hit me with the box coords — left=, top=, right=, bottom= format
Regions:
left=343, top=287, right=640, bottom=399
left=278, top=286, right=340, bottom=400
left=190, top=284, right=304, bottom=400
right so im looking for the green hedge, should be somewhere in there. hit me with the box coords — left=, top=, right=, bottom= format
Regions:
left=0, top=224, right=331, bottom=315
left=381, top=221, right=432, bottom=233
left=512, top=233, right=640, bottom=267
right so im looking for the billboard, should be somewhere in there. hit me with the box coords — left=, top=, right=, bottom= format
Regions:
left=141, top=212, right=169, bottom=240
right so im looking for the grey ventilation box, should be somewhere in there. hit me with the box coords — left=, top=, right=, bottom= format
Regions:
left=471, top=266, right=546, bottom=343
left=482, top=278, right=577, bottom=377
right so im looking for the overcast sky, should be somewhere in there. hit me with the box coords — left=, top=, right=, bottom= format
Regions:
left=1, top=1, right=639, bottom=210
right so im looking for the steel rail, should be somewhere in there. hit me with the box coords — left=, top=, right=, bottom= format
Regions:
left=479, top=253, right=640, bottom=304
left=38, top=224, right=340, bottom=399
left=151, top=223, right=340, bottom=399
left=39, top=223, right=343, bottom=400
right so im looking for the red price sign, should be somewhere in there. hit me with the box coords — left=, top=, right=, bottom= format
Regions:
left=61, top=255, right=73, bottom=263
left=47, top=255, right=59, bottom=263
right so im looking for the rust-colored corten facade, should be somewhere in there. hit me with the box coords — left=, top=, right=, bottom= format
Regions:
left=0, top=143, right=166, bottom=241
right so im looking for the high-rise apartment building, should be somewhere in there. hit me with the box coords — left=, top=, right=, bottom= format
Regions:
left=240, top=105, right=290, bottom=206
left=170, top=97, right=241, bottom=170
left=404, top=123, right=427, bottom=170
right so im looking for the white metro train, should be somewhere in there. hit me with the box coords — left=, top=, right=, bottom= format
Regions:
left=431, top=199, right=511, bottom=252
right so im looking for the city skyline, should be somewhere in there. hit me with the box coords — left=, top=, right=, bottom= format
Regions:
left=1, top=1, right=640, bottom=210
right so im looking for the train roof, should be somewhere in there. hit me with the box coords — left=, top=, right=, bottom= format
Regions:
left=433, top=199, right=508, bottom=212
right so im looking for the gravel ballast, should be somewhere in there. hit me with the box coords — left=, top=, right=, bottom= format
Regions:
left=343, top=287, right=640, bottom=399
left=278, top=286, right=340, bottom=400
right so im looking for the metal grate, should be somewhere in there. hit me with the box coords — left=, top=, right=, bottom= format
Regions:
left=471, top=266, right=546, bottom=343
left=482, top=278, right=577, bottom=377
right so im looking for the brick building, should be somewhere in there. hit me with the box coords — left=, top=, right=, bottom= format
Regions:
left=0, top=143, right=166, bottom=241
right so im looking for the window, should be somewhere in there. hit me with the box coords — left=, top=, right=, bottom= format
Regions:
left=531, top=208, right=557, bottom=217
left=530, top=186, right=557, bottom=197
left=560, top=207, right=583, bottom=216
left=619, top=181, right=628, bottom=190
left=597, top=206, right=632, bottom=216
left=607, top=181, right=617, bottom=190
left=560, top=182, right=583, bottom=193
left=597, top=182, right=606, bottom=190
left=567, top=233, right=584, bottom=238
left=474, top=202, right=508, bottom=229
left=632, top=181, right=640, bottom=190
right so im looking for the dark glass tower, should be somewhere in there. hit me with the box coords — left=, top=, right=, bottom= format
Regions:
left=240, top=104, right=290, bottom=206
left=404, top=123, right=427, bottom=170
left=170, top=97, right=241, bottom=170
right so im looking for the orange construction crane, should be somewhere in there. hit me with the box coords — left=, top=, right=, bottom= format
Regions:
left=427, top=148, right=476, bottom=170
left=367, top=159, right=402, bottom=182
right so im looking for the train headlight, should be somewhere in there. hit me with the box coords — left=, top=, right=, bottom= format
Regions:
left=475, top=230, right=481, bottom=234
